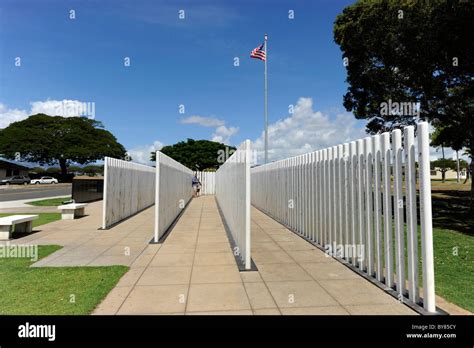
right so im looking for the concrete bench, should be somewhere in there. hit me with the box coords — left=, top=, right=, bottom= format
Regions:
left=0, top=215, right=38, bottom=240
left=58, top=203, right=88, bottom=220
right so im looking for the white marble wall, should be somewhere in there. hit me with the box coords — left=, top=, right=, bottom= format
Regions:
left=197, top=171, right=215, bottom=195
left=215, top=140, right=251, bottom=269
left=154, top=152, right=194, bottom=241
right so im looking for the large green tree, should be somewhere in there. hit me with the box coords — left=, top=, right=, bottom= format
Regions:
left=151, top=139, right=236, bottom=170
left=334, top=0, right=474, bottom=202
left=0, top=114, right=126, bottom=175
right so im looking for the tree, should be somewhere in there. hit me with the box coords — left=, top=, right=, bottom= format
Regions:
left=83, top=165, right=104, bottom=176
left=458, top=158, right=469, bottom=172
left=431, top=125, right=449, bottom=182
left=150, top=139, right=236, bottom=170
left=30, top=167, right=46, bottom=174
left=68, top=165, right=83, bottom=174
left=0, top=114, right=127, bottom=175
left=334, top=0, right=474, bottom=204
left=46, top=167, right=61, bottom=174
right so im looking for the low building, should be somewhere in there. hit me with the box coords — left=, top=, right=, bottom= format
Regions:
left=430, top=167, right=467, bottom=180
left=0, top=159, right=30, bottom=179
left=72, top=176, right=104, bottom=203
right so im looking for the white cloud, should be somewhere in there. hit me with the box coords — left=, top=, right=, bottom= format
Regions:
left=127, top=140, right=164, bottom=165
left=179, top=115, right=225, bottom=127
left=127, top=122, right=239, bottom=166
left=180, top=114, right=238, bottom=144
left=251, top=97, right=471, bottom=164
left=212, top=125, right=239, bottom=144
left=0, top=103, right=29, bottom=128
left=0, top=99, right=95, bottom=129
left=251, top=97, right=367, bottom=163
left=30, top=99, right=95, bottom=118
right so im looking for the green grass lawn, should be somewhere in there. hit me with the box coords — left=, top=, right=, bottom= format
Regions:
left=405, top=181, right=473, bottom=312
left=410, top=180, right=473, bottom=312
left=431, top=227, right=473, bottom=312
left=345, top=180, right=472, bottom=312
left=27, top=196, right=71, bottom=206
left=406, top=225, right=472, bottom=312
left=0, top=213, right=61, bottom=228
left=0, top=245, right=128, bottom=315
left=358, top=223, right=473, bottom=313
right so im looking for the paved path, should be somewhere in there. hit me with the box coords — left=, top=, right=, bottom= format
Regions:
left=5, top=201, right=154, bottom=267
left=7, top=195, right=467, bottom=314
left=0, top=195, right=70, bottom=213
left=93, top=196, right=417, bottom=315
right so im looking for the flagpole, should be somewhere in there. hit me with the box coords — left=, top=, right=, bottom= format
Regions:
left=264, top=33, right=268, bottom=164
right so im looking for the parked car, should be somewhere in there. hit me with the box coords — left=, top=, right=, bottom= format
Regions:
left=30, top=176, right=59, bottom=185
left=0, top=176, right=31, bottom=185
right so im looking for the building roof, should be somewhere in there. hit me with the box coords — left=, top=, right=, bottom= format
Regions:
left=0, top=159, right=30, bottom=171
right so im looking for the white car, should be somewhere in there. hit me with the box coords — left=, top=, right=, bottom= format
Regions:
left=30, top=176, right=59, bottom=185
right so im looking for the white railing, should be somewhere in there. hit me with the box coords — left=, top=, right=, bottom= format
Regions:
left=102, top=157, right=155, bottom=229
left=215, top=140, right=251, bottom=269
left=154, top=151, right=194, bottom=242
left=251, top=122, right=436, bottom=313
left=196, top=171, right=216, bottom=195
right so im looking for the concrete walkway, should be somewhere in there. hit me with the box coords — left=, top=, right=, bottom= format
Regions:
left=0, top=206, right=62, bottom=214
left=92, top=196, right=417, bottom=315
left=8, top=194, right=466, bottom=314
left=5, top=201, right=154, bottom=267
left=0, top=195, right=71, bottom=213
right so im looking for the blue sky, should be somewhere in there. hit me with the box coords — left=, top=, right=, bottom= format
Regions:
left=0, top=0, right=454, bottom=164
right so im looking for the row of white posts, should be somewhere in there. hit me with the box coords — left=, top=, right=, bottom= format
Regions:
left=102, top=157, right=156, bottom=229
left=154, top=151, right=194, bottom=242
left=215, top=140, right=252, bottom=269
left=196, top=171, right=216, bottom=195
left=251, top=122, right=435, bottom=313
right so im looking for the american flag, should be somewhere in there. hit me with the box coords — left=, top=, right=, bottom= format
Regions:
left=250, top=43, right=266, bottom=61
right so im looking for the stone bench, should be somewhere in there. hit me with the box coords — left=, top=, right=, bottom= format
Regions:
left=0, top=215, right=38, bottom=240
left=58, top=203, right=88, bottom=220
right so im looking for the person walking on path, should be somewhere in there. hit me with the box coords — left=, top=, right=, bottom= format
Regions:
left=192, top=173, right=201, bottom=197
